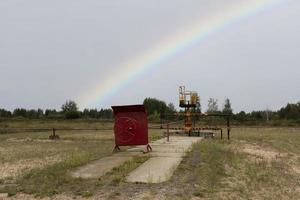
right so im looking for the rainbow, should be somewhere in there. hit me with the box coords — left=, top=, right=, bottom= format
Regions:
left=79, top=0, right=288, bottom=108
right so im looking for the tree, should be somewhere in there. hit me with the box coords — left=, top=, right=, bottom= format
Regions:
left=207, top=98, right=218, bottom=113
left=235, top=111, right=247, bottom=122
left=191, top=96, right=201, bottom=121
left=143, top=97, right=178, bottom=121
left=143, top=98, right=167, bottom=118
left=250, top=111, right=264, bottom=120
left=83, top=109, right=99, bottom=118
left=222, top=98, right=233, bottom=115
left=148, top=110, right=160, bottom=122
left=45, top=109, right=58, bottom=117
left=167, top=103, right=176, bottom=112
left=195, top=95, right=201, bottom=113
left=65, top=111, right=81, bottom=119
left=61, top=100, right=78, bottom=113
left=277, top=103, right=300, bottom=120
left=166, top=103, right=177, bottom=120
left=13, top=108, right=27, bottom=118
left=264, top=108, right=271, bottom=121
left=61, top=100, right=80, bottom=119
left=37, top=109, right=44, bottom=118
left=99, top=108, right=113, bottom=119
left=27, top=109, right=38, bottom=119
left=0, top=109, right=12, bottom=118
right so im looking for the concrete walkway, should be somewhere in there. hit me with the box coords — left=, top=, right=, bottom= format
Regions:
left=71, top=136, right=202, bottom=183
left=126, top=136, right=202, bottom=183
left=71, top=151, right=143, bottom=179
left=71, top=155, right=134, bottom=179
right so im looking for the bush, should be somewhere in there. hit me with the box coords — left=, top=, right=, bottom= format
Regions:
left=65, top=111, right=81, bottom=119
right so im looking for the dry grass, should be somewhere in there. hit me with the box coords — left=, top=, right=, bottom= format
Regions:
left=0, top=123, right=299, bottom=199
left=161, top=127, right=300, bottom=200
left=0, top=118, right=114, bottom=129
left=0, top=131, right=115, bottom=178
left=110, top=127, right=300, bottom=200
left=0, top=122, right=163, bottom=197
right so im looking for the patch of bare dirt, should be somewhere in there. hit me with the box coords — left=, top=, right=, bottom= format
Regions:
left=241, top=144, right=300, bottom=177
left=292, top=166, right=300, bottom=174
left=66, top=133, right=113, bottom=140
left=242, top=144, right=286, bottom=161
left=0, top=147, right=11, bottom=154
left=6, top=138, right=73, bottom=143
left=2, top=194, right=72, bottom=200
left=6, top=137, right=33, bottom=142
left=130, top=191, right=165, bottom=200
left=214, top=191, right=245, bottom=200
left=4, top=193, right=109, bottom=200
left=0, top=155, right=63, bottom=179
left=35, top=139, right=73, bottom=143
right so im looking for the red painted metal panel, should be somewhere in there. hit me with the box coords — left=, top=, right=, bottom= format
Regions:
left=112, top=105, right=149, bottom=146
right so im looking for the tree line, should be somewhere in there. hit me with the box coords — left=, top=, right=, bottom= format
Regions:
left=0, top=99, right=299, bottom=123
left=202, top=98, right=300, bottom=124
left=0, top=101, right=113, bottom=120
left=143, top=97, right=300, bottom=124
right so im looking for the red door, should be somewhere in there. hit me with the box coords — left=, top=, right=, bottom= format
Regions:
left=112, top=105, right=149, bottom=146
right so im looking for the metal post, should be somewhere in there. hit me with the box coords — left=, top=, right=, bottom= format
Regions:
left=227, top=117, right=230, bottom=140
left=167, top=123, right=170, bottom=142
left=50, top=128, right=59, bottom=140
left=221, top=129, right=223, bottom=140
left=160, top=106, right=163, bottom=129
left=160, top=115, right=163, bottom=129
left=227, top=129, right=230, bottom=140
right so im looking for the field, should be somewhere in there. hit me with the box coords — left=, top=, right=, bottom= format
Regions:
left=0, top=120, right=299, bottom=199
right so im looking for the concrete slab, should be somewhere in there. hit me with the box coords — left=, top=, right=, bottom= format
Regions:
left=71, top=136, right=202, bottom=181
left=111, top=151, right=145, bottom=157
left=71, top=156, right=134, bottom=179
left=126, top=136, right=202, bottom=183
left=0, top=193, right=8, bottom=198
left=125, top=157, right=183, bottom=183
left=149, top=152, right=184, bottom=158
left=71, top=147, right=146, bottom=179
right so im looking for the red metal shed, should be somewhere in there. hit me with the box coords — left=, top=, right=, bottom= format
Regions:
left=112, top=105, right=151, bottom=152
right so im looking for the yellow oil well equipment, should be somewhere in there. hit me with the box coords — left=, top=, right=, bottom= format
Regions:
left=178, top=86, right=199, bottom=132
left=179, top=86, right=199, bottom=108
left=163, top=86, right=232, bottom=140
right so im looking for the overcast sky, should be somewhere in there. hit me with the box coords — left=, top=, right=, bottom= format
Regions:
left=0, top=0, right=299, bottom=112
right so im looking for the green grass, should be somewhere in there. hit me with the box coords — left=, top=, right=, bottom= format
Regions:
left=149, top=130, right=164, bottom=141
left=103, top=156, right=149, bottom=185
left=16, top=152, right=91, bottom=197
left=2, top=153, right=149, bottom=197
left=0, top=146, right=111, bottom=197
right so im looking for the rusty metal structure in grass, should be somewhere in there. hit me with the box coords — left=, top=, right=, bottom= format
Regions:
left=49, top=128, right=60, bottom=140
left=165, top=86, right=231, bottom=140
left=110, top=86, right=230, bottom=153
